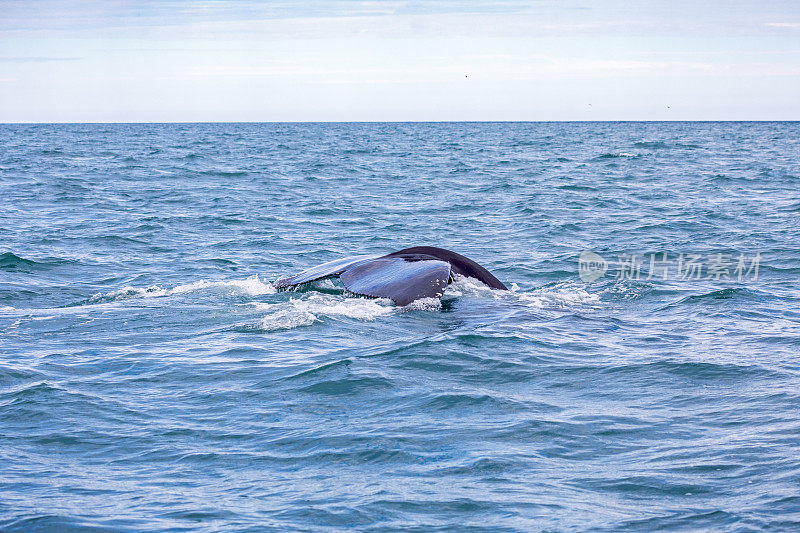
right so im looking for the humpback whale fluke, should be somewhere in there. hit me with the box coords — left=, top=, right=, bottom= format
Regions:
left=274, top=246, right=507, bottom=306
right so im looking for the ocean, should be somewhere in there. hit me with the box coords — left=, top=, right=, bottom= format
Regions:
left=1, top=122, right=799, bottom=531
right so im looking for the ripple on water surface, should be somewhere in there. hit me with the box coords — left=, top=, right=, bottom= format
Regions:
left=1, top=122, right=799, bottom=531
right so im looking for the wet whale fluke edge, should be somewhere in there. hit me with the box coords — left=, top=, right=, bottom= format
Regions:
left=274, top=246, right=507, bottom=306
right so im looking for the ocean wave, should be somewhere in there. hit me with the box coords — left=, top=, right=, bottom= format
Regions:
left=399, top=297, right=442, bottom=312
left=556, top=359, right=781, bottom=382
left=423, top=392, right=523, bottom=411
left=199, top=169, right=249, bottom=177
left=298, top=374, right=395, bottom=395
left=633, top=140, right=701, bottom=149
left=0, top=252, right=75, bottom=272
left=0, top=252, right=38, bottom=270
left=254, top=294, right=394, bottom=332
left=776, top=200, right=800, bottom=212
left=87, top=275, right=275, bottom=303
left=556, top=184, right=599, bottom=191
left=445, top=276, right=600, bottom=310
left=3, top=122, right=800, bottom=532
left=596, top=152, right=641, bottom=159
left=656, top=287, right=769, bottom=310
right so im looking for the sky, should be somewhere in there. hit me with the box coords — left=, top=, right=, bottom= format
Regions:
left=1, top=0, right=799, bottom=122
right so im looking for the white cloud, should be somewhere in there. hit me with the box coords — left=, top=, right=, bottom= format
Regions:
left=2, top=1, right=800, bottom=120
left=764, top=22, right=800, bottom=28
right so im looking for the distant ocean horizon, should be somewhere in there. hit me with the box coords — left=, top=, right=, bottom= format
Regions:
left=2, top=121, right=798, bottom=530
left=3, top=119, right=800, bottom=124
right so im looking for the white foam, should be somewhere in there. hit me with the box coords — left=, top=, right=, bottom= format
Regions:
left=314, top=278, right=338, bottom=290
left=256, top=293, right=394, bottom=331
left=444, top=275, right=600, bottom=310
left=258, top=306, right=317, bottom=332
left=171, top=276, right=275, bottom=296
left=518, top=282, right=602, bottom=309
left=89, top=285, right=170, bottom=301
left=89, top=275, right=275, bottom=302
left=443, top=274, right=498, bottom=299
left=601, top=281, right=642, bottom=300
left=400, top=297, right=442, bottom=311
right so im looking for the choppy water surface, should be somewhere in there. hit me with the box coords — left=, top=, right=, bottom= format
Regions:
left=1, top=122, right=799, bottom=531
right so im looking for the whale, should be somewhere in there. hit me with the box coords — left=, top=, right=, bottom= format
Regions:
left=274, top=246, right=507, bottom=306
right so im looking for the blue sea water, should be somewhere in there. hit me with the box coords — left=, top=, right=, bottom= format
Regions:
left=1, top=122, right=799, bottom=531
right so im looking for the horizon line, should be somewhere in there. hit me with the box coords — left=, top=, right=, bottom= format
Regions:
left=2, top=119, right=799, bottom=125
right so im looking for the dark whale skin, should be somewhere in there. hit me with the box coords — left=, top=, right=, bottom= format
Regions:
left=274, top=246, right=507, bottom=305
left=381, top=246, right=507, bottom=291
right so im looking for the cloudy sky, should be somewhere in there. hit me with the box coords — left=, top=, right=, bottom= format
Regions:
left=1, top=0, right=799, bottom=121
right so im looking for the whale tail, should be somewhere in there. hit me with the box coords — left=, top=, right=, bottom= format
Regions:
left=275, top=247, right=506, bottom=306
